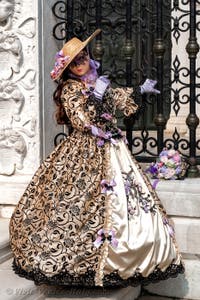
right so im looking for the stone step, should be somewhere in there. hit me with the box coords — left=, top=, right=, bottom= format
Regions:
left=0, top=205, right=15, bottom=219
left=139, top=296, right=189, bottom=300
left=0, top=258, right=43, bottom=300
left=139, top=296, right=175, bottom=300
left=0, top=258, right=141, bottom=300
left=0, top=218, right=12, bottom=263
left=144, top=254, right=200, bottom=300
left=44, top=285, right=141, bottom=300
left=0, top=174, right=32, bottom=206
left=155, top=178, right=200, bottom=218
left=172, top=217, right=200, bottom=255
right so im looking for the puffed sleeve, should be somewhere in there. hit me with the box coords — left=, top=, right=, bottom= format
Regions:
left=112, top=87, right=139, bottom=117
left=61, top=80, right=91, bottom=132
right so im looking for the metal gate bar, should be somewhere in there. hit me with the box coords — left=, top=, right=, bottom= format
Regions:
left=52, top=0, right=200, bottom=177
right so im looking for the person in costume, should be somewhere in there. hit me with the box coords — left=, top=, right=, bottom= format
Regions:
left=9, top=29, right=184, bottom=287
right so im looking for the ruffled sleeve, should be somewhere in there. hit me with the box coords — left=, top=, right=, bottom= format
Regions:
left=112, top=87, right=139, bottom=117
left=61, top=79, right=91, bottom=132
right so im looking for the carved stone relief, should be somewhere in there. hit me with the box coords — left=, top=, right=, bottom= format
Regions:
left=0, top=128, right=26, bottom=175
left=0, top=78, right=37, bottom=175
left=0, top=0, right=15, bottom=30
left=0, top=81, right=24, bottom=126
left=0, top=32, right=22, bottom=80
left=17, top=18, right=36, bottom=38
left=0, top=0, right=38, bottom=176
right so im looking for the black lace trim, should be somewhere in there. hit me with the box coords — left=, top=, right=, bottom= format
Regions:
left=85, top=90, right=115, bottom=123
left=12, top=258, right=184, bottom=288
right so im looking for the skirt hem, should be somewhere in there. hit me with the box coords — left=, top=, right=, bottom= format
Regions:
left=12, top=258, right=184, bottom=288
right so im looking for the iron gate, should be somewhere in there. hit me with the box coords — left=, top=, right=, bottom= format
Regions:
left=52, top=0, right=200, bottom=177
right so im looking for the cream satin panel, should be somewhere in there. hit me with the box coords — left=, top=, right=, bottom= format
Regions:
left=103, top=141, right=182, bottom=279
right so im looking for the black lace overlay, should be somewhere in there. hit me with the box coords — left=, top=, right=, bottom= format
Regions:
left=85, top=89, right=124, bottom=142
left=85, top=89, right=115, bottom=124
left=12, top=258, right=184, bottom=288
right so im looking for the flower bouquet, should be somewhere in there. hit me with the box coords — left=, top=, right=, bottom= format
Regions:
left=146, top=148, right=188, bottom=184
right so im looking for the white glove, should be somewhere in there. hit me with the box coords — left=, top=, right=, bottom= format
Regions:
left=93, top=76, right=110, bottom=100
left=140, top=79, right=160, bottom=95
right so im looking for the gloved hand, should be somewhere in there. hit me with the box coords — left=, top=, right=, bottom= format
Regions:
left=93, top=76, right=110, bottom=100
left=140, top=79, right=160, bottom=95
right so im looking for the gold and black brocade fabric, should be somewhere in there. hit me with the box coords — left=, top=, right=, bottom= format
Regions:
left=10, top=133, right=110, bottom=280
left=9, top=78, right=184, bottom=288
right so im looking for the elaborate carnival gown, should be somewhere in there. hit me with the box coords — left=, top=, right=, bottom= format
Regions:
left=10, top=79, right=184, bottom=287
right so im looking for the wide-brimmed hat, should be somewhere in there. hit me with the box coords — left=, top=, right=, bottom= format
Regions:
left=50, top=29, right=101, bottom=81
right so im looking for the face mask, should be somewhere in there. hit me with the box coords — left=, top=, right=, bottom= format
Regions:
left=69, top=51, right=89, bottom=68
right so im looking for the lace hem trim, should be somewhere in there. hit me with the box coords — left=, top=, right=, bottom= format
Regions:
left=12, top=259, right=184, bottom=288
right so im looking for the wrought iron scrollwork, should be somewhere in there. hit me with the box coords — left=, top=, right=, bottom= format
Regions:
left=52, top=1, right=68, bottom=40
left=54, top=132, right=68, bottom=147
left=169, top=0, right=200, bottom=176
left=164, top=128, right=189, bottom=152
left=51, top=0, right=200, bottom=175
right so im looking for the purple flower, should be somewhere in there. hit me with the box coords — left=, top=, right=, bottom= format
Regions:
left=159, top=149, right=169, bottom=157
left=146, top=164, right=158, bottom=175
left=164, top=168, right=176, bottom=179
left=163, top=217, right=175, bottom=237
left=101, top=179, right=117, bottom=194
left=81, top=88, right=93, bottom=96
left=94, top=127, right=108, bottom=140
left=110, top=138, right=118, bottom=145
left=175, top=166, right=182, bottom=175
left=101, top=113, right=113, bottom=121
left=124, top=179, right=131, bottom=195
left=152, top=179, right=159, bottom=189
left=93, top=228, right=118, bottom=248
left=108, top=229, right=118, bottom=248
left=97, top=138, right=105, bottom=147
left=50, top=51, right=70, bottom=79
left=91, top=125, right=99, bottom=136
left=104, top=131, right=112, bottom=139
left=160, top=165, right=168, bottom=174
left=146, top=148, right=185, bottom=181
left=93, top=229, right=105, bottom=248
left=55, top=50, right=64, bottom=59
left=167, top=149, right=176, bottom=157
left=173, top=153, right=181, bottom=163
left=143, top=203, right=150, bottom=213
left=160, top=155, right=168, bottom=164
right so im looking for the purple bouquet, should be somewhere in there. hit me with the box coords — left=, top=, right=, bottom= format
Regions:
left=146, top=148, right=188, bottom=181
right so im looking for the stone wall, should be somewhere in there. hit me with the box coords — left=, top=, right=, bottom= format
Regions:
left=145, top=179, right=200, bottom=300
left=0, top=0, right=39, bottom=210
left=0, top=0, right=62, bottom=215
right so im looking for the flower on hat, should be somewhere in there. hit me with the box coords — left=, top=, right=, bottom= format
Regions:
left=50, top=50, right=70, bottom=79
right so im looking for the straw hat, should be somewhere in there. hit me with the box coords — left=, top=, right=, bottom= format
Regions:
left=50, top=29, right=101, bottom=81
